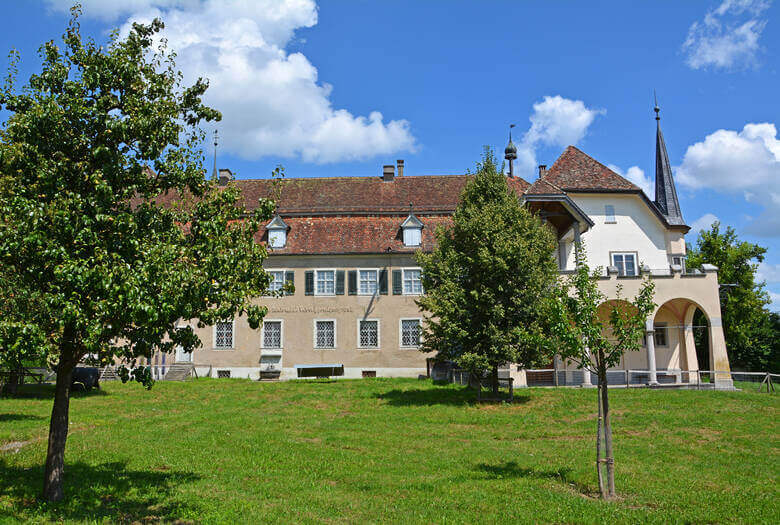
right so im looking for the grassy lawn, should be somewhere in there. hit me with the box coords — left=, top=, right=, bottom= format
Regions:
left=1, top=378, right=778, bottom=524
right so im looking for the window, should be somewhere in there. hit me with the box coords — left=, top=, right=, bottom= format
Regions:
left=605, top=205, right=616, bottom=224
left=214, top=321, right=234, bottom=349
left=403, top=269, right=423, bottom=295
left=359, top=319, right=379, bottom=348
left=263, top=321, right=282, bottom=349
left=217, top=370, right=231, bottom=378
left=611, top=253, right=637, bottom=277
left=670, top=256, right=686, bottom=272
left=654, top=323, right=668, bottom=347
left=315, top=320, right=335, bottom=348
left=401, top=319, right=421, bottom=347
left=403, top=227, right=422, bottom=247
left=268, top=271, right=285, bottom=293
left=359, top=270, right=378, bottom=295
left=268, top=229, right=286, bottom=248
left=316, top=270, right=335, bottom=295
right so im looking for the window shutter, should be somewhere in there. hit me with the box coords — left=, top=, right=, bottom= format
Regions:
left=304, top=270, right=314, bottom=295
left=285, top=271, right=294, bottom=296
left=348, top=270, right=357, bottom=295
left=392, top=270, right=402, bottom=295
left=335, top=270, right=345, bottom=295
left=379, top=269, right=388, bottom=295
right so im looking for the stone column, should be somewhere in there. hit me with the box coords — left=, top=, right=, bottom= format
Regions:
left=645, top=319, right=658, bottom=385
left=709, top=317, right=734, bottom=389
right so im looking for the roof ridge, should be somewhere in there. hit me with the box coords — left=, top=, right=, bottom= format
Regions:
left=234, top=174, right=473, bottom=182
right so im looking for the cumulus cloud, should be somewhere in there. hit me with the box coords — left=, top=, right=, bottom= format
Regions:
left=690, top=213, right=721, bottom=233
left=757, top=262, right=780, bottom=283
left=768, top=291, right=780, bottom=311
left=512, top=96, right=604, bottom=177
left=682, top=0, right=770, bottom=70
left=676, top=122, right=780, bottom=236
left=607, top=164, right=653, bottom=197
left=46, top=0, right=416, bottom=164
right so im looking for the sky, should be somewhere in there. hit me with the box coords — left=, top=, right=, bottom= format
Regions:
left=1, top=1, right=779, bottom=309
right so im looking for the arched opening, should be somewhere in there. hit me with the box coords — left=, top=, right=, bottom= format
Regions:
left=653, top=298, right=713, bottom=385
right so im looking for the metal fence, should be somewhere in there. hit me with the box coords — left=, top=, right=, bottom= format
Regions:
left=98, top=364, right=195, bottom=382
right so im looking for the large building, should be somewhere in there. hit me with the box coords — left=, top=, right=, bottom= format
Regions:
left=160, top=109, right=733, bottom=389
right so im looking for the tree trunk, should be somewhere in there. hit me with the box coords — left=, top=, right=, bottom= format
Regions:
left=596, top=381, right=605, bottom=498
left=5, top=366, right=22, bottom=395
left=491, top=366, right=499, bottom=397
left=598, top=355, right=616, bottom=498
left=42, top=358, right=75, bottom=502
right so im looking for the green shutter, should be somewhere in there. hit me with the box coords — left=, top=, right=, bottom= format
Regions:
left=348, top=270, right=357, bottom=295
left=284, top=271, right=294, bottom=296
left=304, top=270, right=314, bottom=295
left=392, top=270, right=402, bottom=295
left=335, top=270, right=345, bottom=295
left=379, top=269, right=388, bottom=295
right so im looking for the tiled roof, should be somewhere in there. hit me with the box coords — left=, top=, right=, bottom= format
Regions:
left=525, top=177, right=565, bottom=195
left=232, top=175, right=530, bottom=214
left=544, top=146, right=640, bottom=192
left=261, top=215, right=453, bottom=255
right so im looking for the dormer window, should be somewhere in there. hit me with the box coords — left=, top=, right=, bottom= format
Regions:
left=401, top=213, right=423, bottom=247
left=266, top=215, right=289, bottom=249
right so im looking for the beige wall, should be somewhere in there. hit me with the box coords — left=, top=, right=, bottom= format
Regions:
left=184, top=254, right=431, bottom=379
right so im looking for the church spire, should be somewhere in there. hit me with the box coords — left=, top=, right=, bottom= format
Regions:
left=653, top=95, right=685, bottom=226
left=211, top=129, right=219, bottom=180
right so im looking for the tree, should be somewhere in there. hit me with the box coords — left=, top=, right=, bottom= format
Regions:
left=686, top=222, right=775, bottom=371
left=550, top=248, right=655, bottom=499
left=0, top=8, right=278, bottom=501
left=416, top=148, right=559, bottom=396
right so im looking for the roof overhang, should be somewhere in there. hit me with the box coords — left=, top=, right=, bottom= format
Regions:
left=522, top=194, right=595, bottom=236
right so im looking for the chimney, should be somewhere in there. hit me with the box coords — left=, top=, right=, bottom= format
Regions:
left=383, top=164, right=395, bottom=182
left=396, top=159, right=404, bottom=177
left=218, top=168, right=234, bottom=185
left=538, top=165, right=547, bottom=179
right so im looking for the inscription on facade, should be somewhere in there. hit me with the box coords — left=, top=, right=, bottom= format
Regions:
left=269, top=306, right=354, bottom=313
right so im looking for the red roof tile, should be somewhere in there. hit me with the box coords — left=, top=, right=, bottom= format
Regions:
left=260, top=215, right=453, bottom=255
left=543, top=146, right=639, bottom=192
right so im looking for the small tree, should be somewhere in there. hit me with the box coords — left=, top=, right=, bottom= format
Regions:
left=550, top=248, right=655, bottom=499
left=0, top=9, right=278, bottom=501
left=416, top=148, right=559, bottom=396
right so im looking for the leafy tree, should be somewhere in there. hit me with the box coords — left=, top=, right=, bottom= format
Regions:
left=686, top=222, right=774, bottom=371
left=416, top=148, right=559, bottom=396
left=0, top=8, right=277, bottom=501
left=550, top=248, right=655, bottom=499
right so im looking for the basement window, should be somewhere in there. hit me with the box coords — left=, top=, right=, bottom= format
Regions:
left=217, top=370, right=231, bottom=378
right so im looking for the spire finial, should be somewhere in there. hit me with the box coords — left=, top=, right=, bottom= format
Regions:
left=212, top=129, right=219, bottom=179
left=509, top=123, right=516, bottom=142
left=653, top=90, right=660, bottom=121
left=505, top=124, right=518, bottom=177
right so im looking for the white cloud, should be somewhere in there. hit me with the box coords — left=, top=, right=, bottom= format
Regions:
left=607, top=164, right=653, bottom=197
left=768, top=290, right=780, bottom=312
left=682, top=0, right=770, bottom=70
left=690, top=213, right=720, bottom=233
left=676, top=123, right=780, bottom=236
left=46, top=0, right=416, bottom=164
left=757, top=262, right=780, bottom=283
left=512, top=95, right=604, bottom=177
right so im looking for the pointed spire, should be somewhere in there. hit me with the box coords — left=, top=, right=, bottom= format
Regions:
left=212, top=129, right=219, bottom=179
left=504, top=124, right=518, bottom=177
left=653, top=95, right=685, bottom=226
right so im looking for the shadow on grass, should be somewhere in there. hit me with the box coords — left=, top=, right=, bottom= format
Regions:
left=376, top=386, right=531, bottom=407
left=0, top=414, right=45, bottom=422
left=0, top=460, right=202, bottom=522
left=1, top=384, right=108, bottom=400
left=475, top=461, right=595, bottom=497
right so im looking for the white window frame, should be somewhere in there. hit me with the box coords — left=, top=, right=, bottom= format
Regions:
left=399, top=318, right=422, bottom=348
left=267, top=270, right=286, bottom=295
left=268, top=228, right=286, bottom=248
left=314, top=269, right=336, bottom=296
left=402, top=267, right=424, bottom=295
left=670, top=255, right=686, bottom=272
left=403, top=227, right=422, bottom=247
left=611, top=252, right=638, bottom=277
left=604, top=204, right=616, bottom=224
left=654, top=323, right=669, bottom=347
left=313, top=319, right=337, bottom=349
left=357, top=318, right=380, bottom=349
left=213, top=320, right=235, bottom=350
left=358, top=268, right=379, bottom=296
left=261, top=319, right=283, bottom=350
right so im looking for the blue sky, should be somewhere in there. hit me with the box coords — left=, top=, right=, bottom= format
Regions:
left=2, top=1, right=779, bottom=308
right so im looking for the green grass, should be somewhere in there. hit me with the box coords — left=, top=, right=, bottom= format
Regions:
left=1, top=378, right=778, bottom=524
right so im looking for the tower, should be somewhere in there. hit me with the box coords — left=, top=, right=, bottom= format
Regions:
left=653, top=96, right=685, bottom=226
left=504, top=124, right=518, bottom=178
